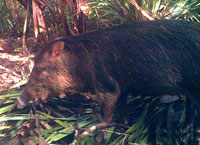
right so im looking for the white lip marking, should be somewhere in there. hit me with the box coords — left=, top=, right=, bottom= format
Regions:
left=17, top=96, right=26, bottom=106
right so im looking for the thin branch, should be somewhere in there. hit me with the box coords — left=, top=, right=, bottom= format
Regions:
left=128, top=0, right=154, bottom=20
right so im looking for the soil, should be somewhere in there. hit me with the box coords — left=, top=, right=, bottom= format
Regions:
left=0, top=35, right=35, bottom=91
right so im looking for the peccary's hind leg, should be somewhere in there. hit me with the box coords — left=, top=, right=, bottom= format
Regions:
left=117, top=93, right=128, bottom=124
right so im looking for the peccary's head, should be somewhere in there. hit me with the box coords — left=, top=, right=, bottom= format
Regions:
left=17, top=41, right=75, bottom=108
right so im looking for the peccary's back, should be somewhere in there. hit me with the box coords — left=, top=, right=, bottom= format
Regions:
left=61, top=20, right=199, bottom=96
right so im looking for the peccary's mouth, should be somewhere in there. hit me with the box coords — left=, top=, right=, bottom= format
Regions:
left=17, top=96, right=27, bottom=109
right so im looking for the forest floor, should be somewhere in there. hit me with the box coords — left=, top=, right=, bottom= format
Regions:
left=0, top=35, right=35, bottom=91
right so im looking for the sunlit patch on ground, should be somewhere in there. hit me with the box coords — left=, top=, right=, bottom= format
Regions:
left=0, top=52, right=34, bottom=90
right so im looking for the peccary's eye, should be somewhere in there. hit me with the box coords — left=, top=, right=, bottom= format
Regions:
left=41, top=71, right=48, bottom=77
left=35, top=67, right=48, bottom=73
left=34, top=67, right=43, bottom=72
left=35, top=88, right=40, bottom=93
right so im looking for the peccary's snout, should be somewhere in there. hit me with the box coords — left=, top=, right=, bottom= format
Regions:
left=17, top=95, right=27, bottom=109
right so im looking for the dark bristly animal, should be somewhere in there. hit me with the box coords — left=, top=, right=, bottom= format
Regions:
left=17, top=20, right=199, bottom=142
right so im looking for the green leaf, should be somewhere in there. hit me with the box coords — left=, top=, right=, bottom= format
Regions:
left=0, top=91, right=21, bottom=100
left=105, top=127, right=115, bottom=144
left=10, top=78, right=28, bottom=89
left=152, top=0, right=161, bottom=15
left=0, top=104, right=14, bottom=115
left=0, top=134, right=6, bottom=137
left=0, top=126, right=11, bottom=130
left=167, top=104, right=174, bottom=145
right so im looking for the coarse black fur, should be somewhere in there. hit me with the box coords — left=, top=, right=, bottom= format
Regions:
left=18, top=20, right=199, bottom=142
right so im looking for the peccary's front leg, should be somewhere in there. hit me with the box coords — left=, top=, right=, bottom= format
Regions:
left=79, top=78, right=120, bottom=139
left=101, top=92, right=119, bottom=123
left=96, top=76, right=121, bottom=124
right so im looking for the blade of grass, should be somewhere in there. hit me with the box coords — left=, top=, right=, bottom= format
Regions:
left=0, top=104, right=15, bottom=115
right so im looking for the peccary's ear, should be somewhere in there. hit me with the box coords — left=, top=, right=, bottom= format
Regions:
left=51, top=41, right=65, bottom=58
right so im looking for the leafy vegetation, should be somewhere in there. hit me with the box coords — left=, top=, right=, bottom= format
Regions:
left=0, top=81, right=198, bottom=144
left=0, top=0, right=199, bottom=144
